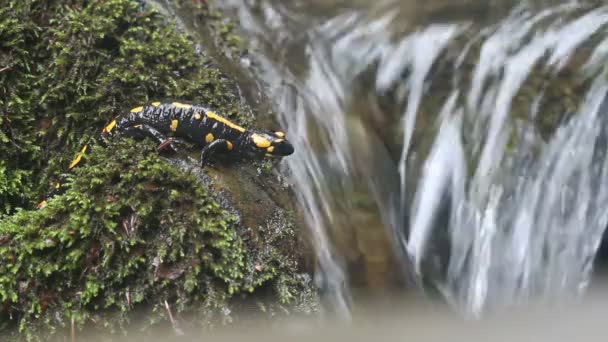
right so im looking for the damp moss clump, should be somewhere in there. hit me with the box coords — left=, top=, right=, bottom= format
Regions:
left=0, top=0, right=254, bottom=214
left=0, top=0, right=317, bottom=339
left=0, top=138, right=316, bottom=341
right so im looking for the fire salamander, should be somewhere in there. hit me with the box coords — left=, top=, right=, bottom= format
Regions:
left=36, top=101, right=294, bottom=209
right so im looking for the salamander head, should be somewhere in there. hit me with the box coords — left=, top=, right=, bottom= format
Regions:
left=247, top=130, right=294, bottom=159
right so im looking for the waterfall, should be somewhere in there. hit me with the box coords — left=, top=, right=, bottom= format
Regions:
left=177, top=0, right=608, bottom=318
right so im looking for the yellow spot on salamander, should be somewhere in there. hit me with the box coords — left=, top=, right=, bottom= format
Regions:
left=194, top=113, right=202, bottom=120
left=170, top=119, right=179, bottom=132
left=151, top=102, right=161, bottom=107
left=68, top=145, right=88, bottom=169
left=102, top=120, right=117, bottom=134
left=172, top=102, right=192, bottom=109
left=226, top=141, right=233, bottom=151
left=275, top=139, right=284, bottom=143
left=37, top=200, right=48, bottom=209
left=68, top=155, right=82, bottom=169
left=134, top=124, right=143, bottom=129
left=130, top=106, right=144, bottom=113
left=275, top=131, right=286, bottom=137
left=205, top=111, right=246, bottom=132
left=205, top=133, right=214, bottom=143
left=267, top=146, right=275, bottom=153
left=251, top=133, right=271, bottom=148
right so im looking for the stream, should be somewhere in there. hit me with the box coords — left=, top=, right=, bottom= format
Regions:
left=157, top=0, right=608, bottom=319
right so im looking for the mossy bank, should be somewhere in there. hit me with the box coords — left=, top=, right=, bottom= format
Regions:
left=0, top=0, right=317, bottom=340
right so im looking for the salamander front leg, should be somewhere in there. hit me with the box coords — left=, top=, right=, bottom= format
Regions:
left=200, top=139, right=230, bottom=167
left=156, top=137, right=189, bottom=153
left=121, top=124, right=183, bottom=153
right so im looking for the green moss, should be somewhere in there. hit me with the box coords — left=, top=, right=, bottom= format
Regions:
left=0, top=138, right=315, bottom=341
left=0, top=0, right=316, bottom=339
left=216, top=19, right=246, bottom=55
left=167, top=0, right=247, bottom=60
left=0, top=0, right=253, bottom=214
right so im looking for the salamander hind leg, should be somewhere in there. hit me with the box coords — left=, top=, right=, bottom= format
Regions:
left=200, top=139, right=231, bottom=167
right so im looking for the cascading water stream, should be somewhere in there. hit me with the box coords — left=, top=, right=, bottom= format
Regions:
left=176, top=0, right=608, bottom=318
left=412, top=4, right=608, bottom=315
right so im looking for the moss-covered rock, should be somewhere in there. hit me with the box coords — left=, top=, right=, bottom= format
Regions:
left=0, top=139, right=317, bottom=341
left=0, top=0, right=317, bottom=340
left=0, top=0, right=253, bottom=214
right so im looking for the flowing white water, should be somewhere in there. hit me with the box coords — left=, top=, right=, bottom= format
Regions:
left=206, top=0, right=608, bottom=318
left=417, top=5, right=608, bottom=315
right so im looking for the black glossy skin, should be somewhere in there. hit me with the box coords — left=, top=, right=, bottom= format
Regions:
left=107, top=102, right=294, bottom=165
left=36, top=102, right=294, bottom=209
